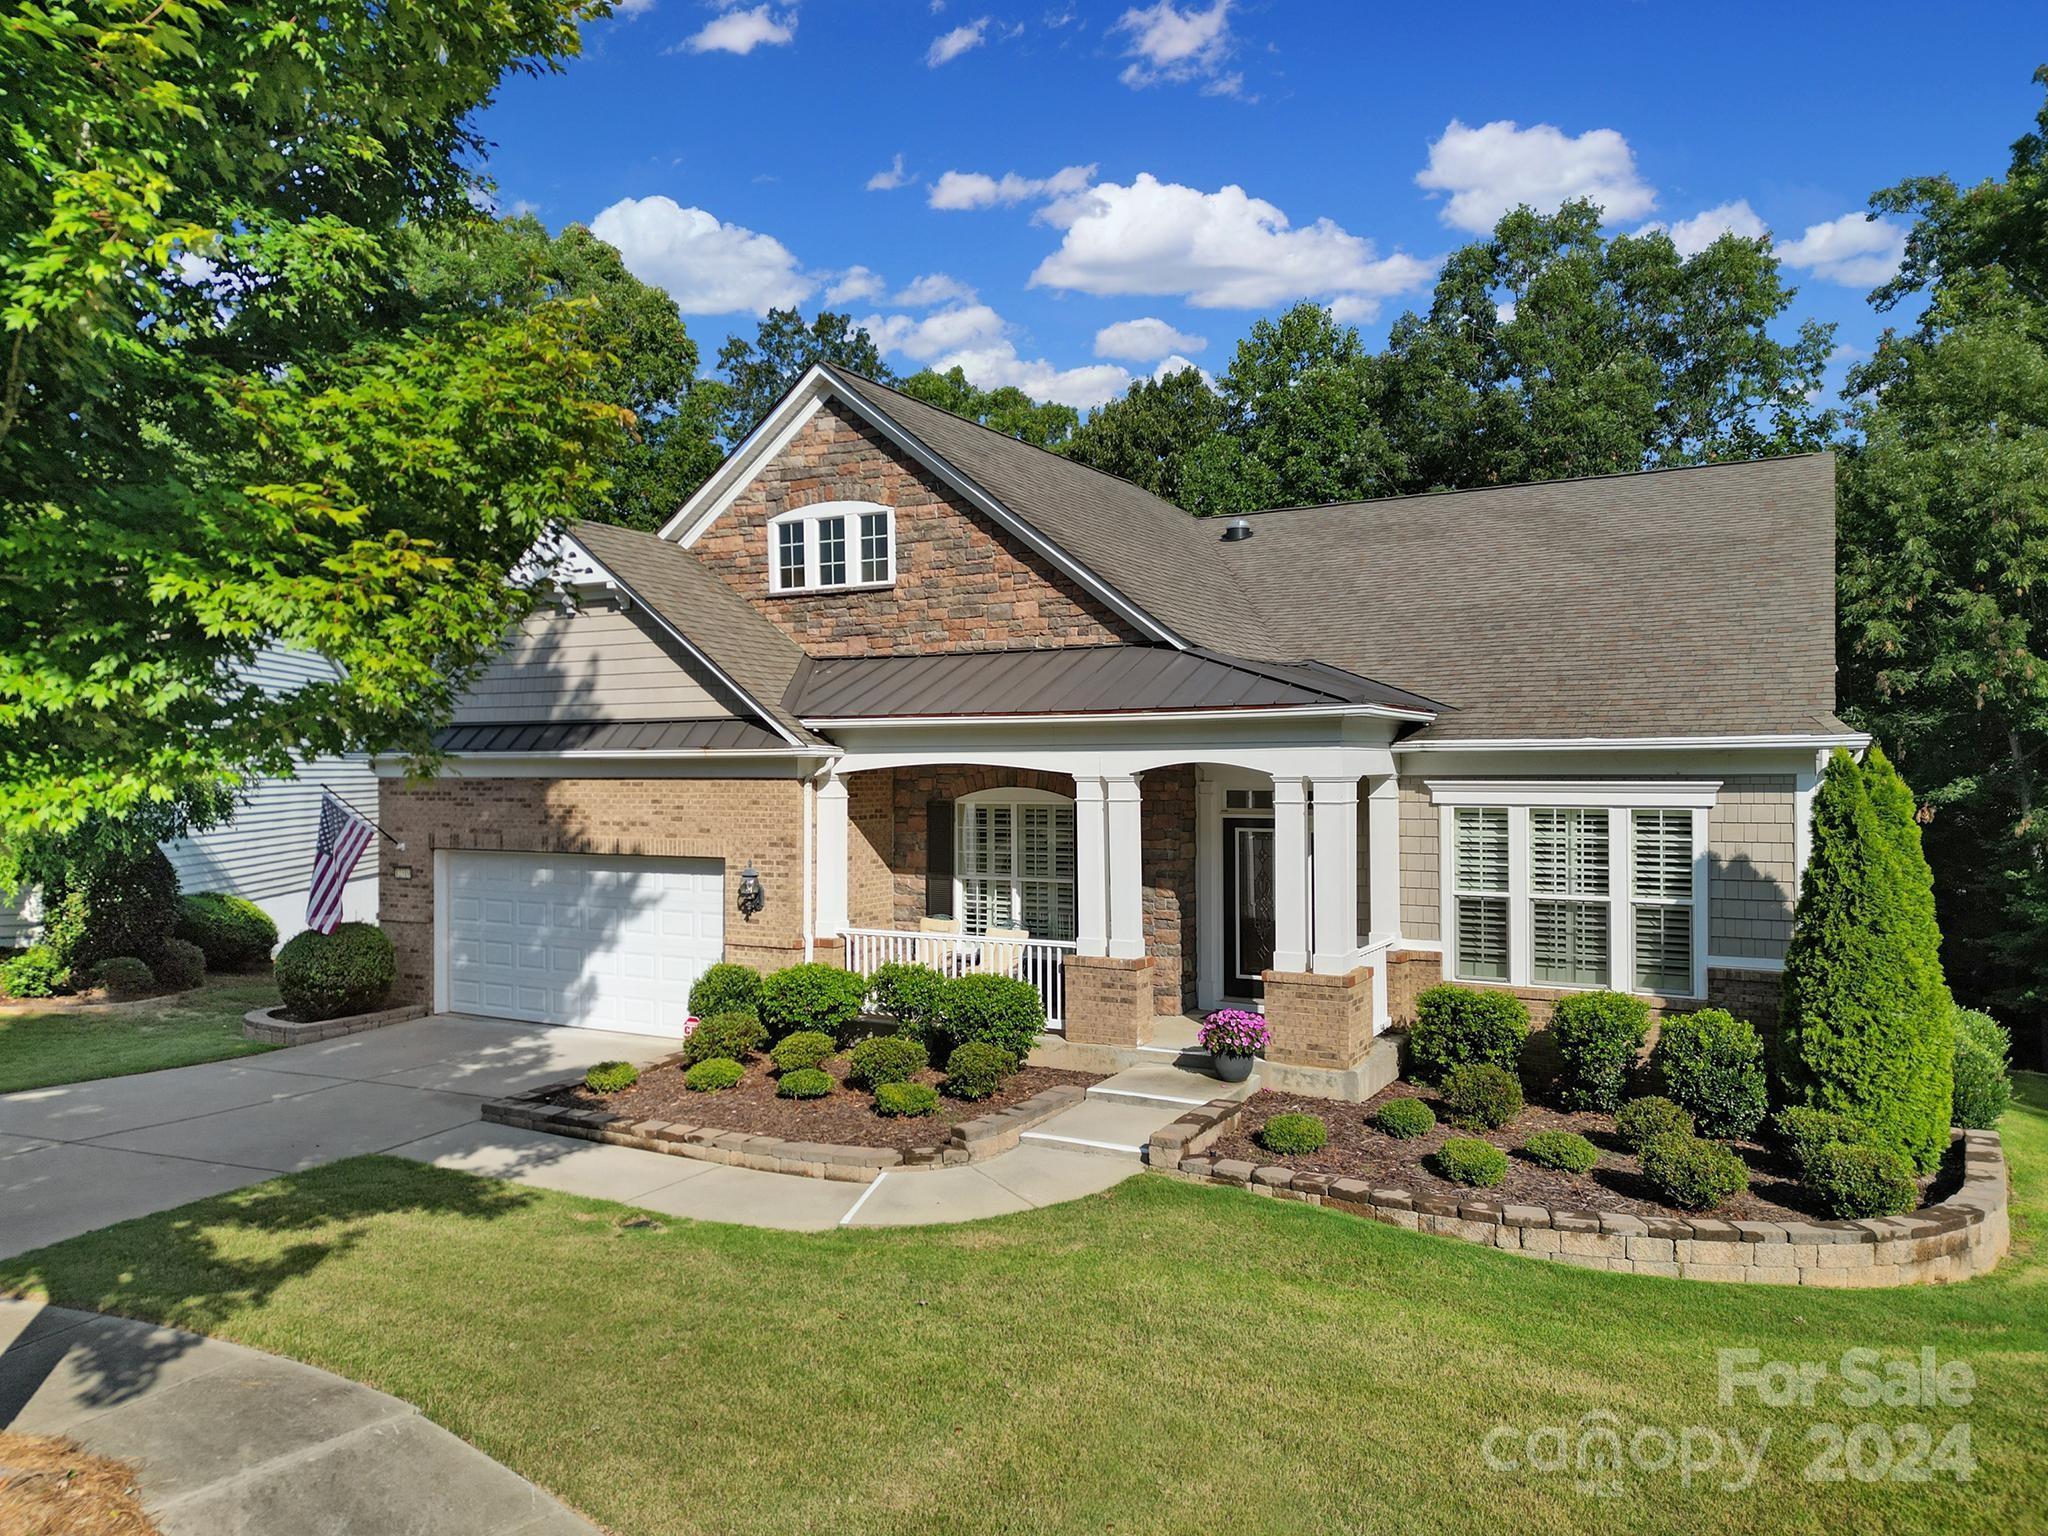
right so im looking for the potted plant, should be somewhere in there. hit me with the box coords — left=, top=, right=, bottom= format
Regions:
left=1200, top=1008, right=1269, bottom=1082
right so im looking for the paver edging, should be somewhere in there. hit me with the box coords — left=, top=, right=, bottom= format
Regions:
left=1150, top=1110, right=2009, bottom=1287
left=242, top=1001, right=429, bottom=1045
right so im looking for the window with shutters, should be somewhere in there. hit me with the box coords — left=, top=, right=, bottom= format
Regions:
left=956, top=793, right=1076, bottom=941
left=1632, top=809, right=1696, bottom=992
left=1530, top=808, right=1609, bottom=986
left=1452, top=807, right=1509, bottom=981
left=767, top=502, right=893, bottom=592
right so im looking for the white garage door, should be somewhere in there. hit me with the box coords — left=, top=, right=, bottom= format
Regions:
left=441, top=852, right=723, bottom=1036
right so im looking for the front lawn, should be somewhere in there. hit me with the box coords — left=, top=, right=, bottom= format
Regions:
left=2, top=1078, right=2041, bottom=1536
left=0, top=972, right=279, bottom=1093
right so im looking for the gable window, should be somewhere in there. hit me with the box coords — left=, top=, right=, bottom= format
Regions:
left=956, top=790, right=1076, bottom=941
left=768, top=501, right=893, bottom=593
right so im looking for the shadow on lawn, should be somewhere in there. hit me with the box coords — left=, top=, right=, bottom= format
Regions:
left=0, top=1159, right=535, bottom=1424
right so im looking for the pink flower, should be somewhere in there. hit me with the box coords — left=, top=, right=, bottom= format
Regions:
left=1201, top=1008, right=1270, bottom=1058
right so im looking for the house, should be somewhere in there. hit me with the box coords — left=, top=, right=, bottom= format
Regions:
left=373, top=363, right=1859, bottom=1085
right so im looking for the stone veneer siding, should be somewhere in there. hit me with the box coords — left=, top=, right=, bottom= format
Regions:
left=378, top=776, right=808, bottom=1007
left=691, top=399, right=1139, bottom=656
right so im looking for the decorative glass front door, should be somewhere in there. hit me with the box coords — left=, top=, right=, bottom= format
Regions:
left=1223, top=818, right=1275, bottom=997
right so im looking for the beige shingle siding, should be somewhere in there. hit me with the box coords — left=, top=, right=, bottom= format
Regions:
left=1398, top=778, right=1441, bottom=940
left=451, top=602, right=736, bottom=726
left=1708, top=773, right=1798, bottom=961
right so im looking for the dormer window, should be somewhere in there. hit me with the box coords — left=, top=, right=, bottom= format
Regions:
left=768, top=501, right=894, bottom=593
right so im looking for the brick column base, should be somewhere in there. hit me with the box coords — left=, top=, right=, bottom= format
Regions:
left=1386, top=949, right=1444, bottom=1027
left=1062, top=955, right=1157, bottom=1047
left=1262, top=966, right=1373, bottom=1070
left=811, top=936, right=848, bottom=971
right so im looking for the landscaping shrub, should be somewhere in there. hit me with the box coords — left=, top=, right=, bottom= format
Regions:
left=1432, top=1137, right=1508, bottom=1187
left=273, top=922, right=395, bottom=1020
left=943, top=1041, right=1014, bottom=1101
left=1258, top=1112, right=1328, bottom=1155
left=759, top=963, right=870, bottom=1043
left=94, top=955, right=155, bottom=998
left=1438, top=1062, right=1524, bottom=1130
left=1371, top=1097, right=1436, bottom=1139
left=1407, top=984, right=1530, bottom=1083
left=867, top=962, right=947, bottom=1037
left=937, top=972, right=1045, bottom=1061
left=1951, top=1007, right=2013, bottom=1130
left=156, top=936, right=206, bottom=992
left=1806, top=1140, right=1919, bottom=1219
left=875, top=1081, right=939, bottom=1117
left=1649, top=1007, right=1768, bottom=1139
left=1639, top=1132, right=1750, bottom=1211
left=1773, top=1105, right=1872, bottom=1178
left=1615, top=1095, right=1695, bottom=1153
left=1777, top=748, right=1953, bottom=1173
left=174, top=892, right=277, bottom=970
left=848, top=1033, right=928, bottom=1088
left=776, top=1067, right=834, bottom=1100
left=1547, top=990, right=1651, bottom=1112
left=769, top=1030, right=838, bottom=1074
left=0, top=945, right=69, bottom=999
left=688, top=962, right=763, bottom=1020
left=681, top=1011, right=768, bottom=1066
left=685, top=1058, right=745, bottom=1092
left=1522, top=1129, right=1600, bottom=1174
left=584, top=1061, right=640, bottom=1094
left=41, top=846, right=181, bottom=979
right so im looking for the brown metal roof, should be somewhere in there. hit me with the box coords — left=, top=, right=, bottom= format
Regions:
left=434, top=718, right=789, bottom=754
left=784, top=646, right=1445, bottom=720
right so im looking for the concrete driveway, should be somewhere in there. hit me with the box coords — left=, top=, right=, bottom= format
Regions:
left=0, top=1015, right=671, bottom=1260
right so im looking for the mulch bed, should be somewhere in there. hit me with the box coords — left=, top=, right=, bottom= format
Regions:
left=1207, top=1082, right=1958, bottom=1222
left=546, top=1052, right=1102, bottom=1153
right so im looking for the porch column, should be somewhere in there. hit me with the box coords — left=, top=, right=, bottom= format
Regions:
left=814, top=772, right=849, bottom=939
left=1271, top=775, right=1310, bottom=974
left=1073, top=775, right=1108, bottom=958
left=1105, top=773, right=1145, bottom=960
left=1366, top=773, right=1400, bottom=942
left=1310, top=776, right=1359, bottom=974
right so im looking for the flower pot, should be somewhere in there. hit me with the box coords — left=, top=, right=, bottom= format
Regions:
left=1212, top=1052, right=1256, bottom=1083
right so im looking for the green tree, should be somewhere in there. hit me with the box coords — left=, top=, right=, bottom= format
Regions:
left=403, top=215, right=722, bottom=531
left=1062, top=364, right=1230, bottom=507
left=1779, top=751, right=1953, bottom=1173
left=897, top=366, right=1078, bottom=448
left=1837, top=68, right=2048, bottom=1047
left=0, top=0, right=624, bottom=840
left=714, top=309, right=891, bottom=443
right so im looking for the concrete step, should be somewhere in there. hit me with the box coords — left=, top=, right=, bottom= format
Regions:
left=1085, top=1062, right=1257, bottom=1111
left=1018, top=1097, right=1189, bottom=1161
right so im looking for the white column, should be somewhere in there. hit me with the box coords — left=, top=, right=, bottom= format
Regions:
left=1105, top=773, right=1146, bottom=960
left=1310, top=776, right=1359, bottom=974
left=1366, top=774, right=1400, bottom=944
left=1271, top=775, right=1310, bottom=974
left=1073, top=775, right=1108, bottom=958
left=814, top=772, right=849, bottom=938
left=1195, top=775, right=1222, bottom=1007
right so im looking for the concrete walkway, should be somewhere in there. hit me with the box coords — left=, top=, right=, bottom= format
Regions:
left=0, top=1296, right=594, bottom=1534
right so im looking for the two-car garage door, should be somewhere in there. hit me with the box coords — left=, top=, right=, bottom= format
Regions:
left=442, top=852, right=723, bottom=1037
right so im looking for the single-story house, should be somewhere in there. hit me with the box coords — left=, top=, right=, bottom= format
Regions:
left=374, top=363, right=1859, bottom=1078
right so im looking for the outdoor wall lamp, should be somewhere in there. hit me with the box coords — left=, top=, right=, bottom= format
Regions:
left=737, top=862, right=765, bottom=921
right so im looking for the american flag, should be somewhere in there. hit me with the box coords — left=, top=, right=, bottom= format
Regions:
left=306, top=789, right=375, bottom=934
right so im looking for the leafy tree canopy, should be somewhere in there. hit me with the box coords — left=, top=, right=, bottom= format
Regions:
left=1061, top=364, right=1226, bottom=507
left=897, top=366, right=1079, bottom=448
left=714, top=309, right=891, bottom=444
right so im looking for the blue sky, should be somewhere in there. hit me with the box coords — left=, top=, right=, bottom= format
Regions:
left=476, top=1, right=2037, bottom=408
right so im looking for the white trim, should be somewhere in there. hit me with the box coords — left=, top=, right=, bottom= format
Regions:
left=1708, top=954, right=1786, bottom=973
left=957, top=786, right=1073, bottom=809
left=768, top=501, right=895, bottom=593
left=664, top=391, right=826, bottom=542
left=1426, top=778, right=1721, bottom=809
left=1398, top=732, right=1869, bottom=753
left=803, top=703, right=1435, bottom=730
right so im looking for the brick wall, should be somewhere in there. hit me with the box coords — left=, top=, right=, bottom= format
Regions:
left=1262, top=966, right=1374, bottom=1070
left=691, top=400, right=1138, bottom=656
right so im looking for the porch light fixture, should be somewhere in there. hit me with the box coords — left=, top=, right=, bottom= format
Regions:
left=737, top=862, right=765, bottom=921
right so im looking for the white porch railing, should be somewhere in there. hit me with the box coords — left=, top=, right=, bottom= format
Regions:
left=840, top=927, right=1076, bottom=1032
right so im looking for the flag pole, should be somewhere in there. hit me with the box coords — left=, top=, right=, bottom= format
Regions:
left=321, top=787, right=407, bottom=850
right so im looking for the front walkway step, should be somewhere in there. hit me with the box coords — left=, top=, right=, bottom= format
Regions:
left=1085, top=1062, right=1257, bottom=1111
left=1019, top=1097, right=1189, bottom=1160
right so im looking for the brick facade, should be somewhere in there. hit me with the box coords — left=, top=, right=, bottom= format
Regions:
left=1063, top=955, right=1158, bottom=1047
left=691, top=400, right=1138, bottom=656
left=1261, top=965, right=1375, bottom=1070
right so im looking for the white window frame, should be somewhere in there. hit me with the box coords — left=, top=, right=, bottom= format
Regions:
left=766, top=501, right=895, bottom=594
left=955, top=787, right=1077, bottom=942
left=1430, top=780, right=1716, bottom=1000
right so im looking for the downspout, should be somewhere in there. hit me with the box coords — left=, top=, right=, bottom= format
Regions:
left=802, top=773, right=815, bottom=962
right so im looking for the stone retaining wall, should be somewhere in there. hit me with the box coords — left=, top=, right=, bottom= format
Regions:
left=1148, top=1103, right=2010, bottom=1287
left=483, top=1075, right=1087, bottom=1184
left=243, top=1002, right=428, bottom=1046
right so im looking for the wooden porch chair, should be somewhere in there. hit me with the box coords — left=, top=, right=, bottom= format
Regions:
left=975, top=925, right=1031, bottom=978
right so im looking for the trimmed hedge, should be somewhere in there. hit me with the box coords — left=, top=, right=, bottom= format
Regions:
left=156, top=936, right=206, bottom=992
left=875, top=1081, right=939, bottom=1117
left=274, top=922, right=395, bottom=1021
left=1774, top=1105, right=1872, bottom=1179
left=1438, top=1062, right=1524, bottom=1130
left=943, top=1041, right=1014, bottom=1101
left=95, top=955, right=155, bottom=998
left=1951, top=1007, right=2013, bottom=1130
left=1372, top=1097, right=1436, bottom=1139
left=1615, top=1095, right=1695, bottom=1153
left=1639, top=1132, right=1750, bottom=1211
left=1650, top=1007, right=1768, bottom=1139
left=175, top=892, right=277, bottom=970
left=682, top=1011, right=768, bottom=1066
left=42, top=844, right=180, bottom=976
left=1522, top=1129, right=1600, bottom=1174
left=1806, top=1140, right=1918, bottom=1219
left=684, top=1058, right=745, bottom=1092
left=584, top=1060, right=640, bottom=1094
left=1432, top=1137, right=1508, bottom=1187
left=769, top=1030, right=838, bottom=1074
left=937, top=972, right=1045, bottom=1062
left=759, top=963, right=869, bottom=1043
left=1258, top=1112, right=1328, bottom=1155
left=848, top=1034, right=927, bottom=1089
left=1407, top=984, right=1529, bottom=1083
left=688, top=962, right=763, bottom=1020
left=1, top=945, right=69, bottom=999
left=867, top=962, right=948, bottom=1037
left=1547, top=990, right=1651, bottom=1112
left=776, top=1067, right=834, bottom=1100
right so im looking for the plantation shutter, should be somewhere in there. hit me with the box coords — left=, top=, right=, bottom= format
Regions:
left=1455, top=893, right=1509, bottom=981
left=1454, top=807, right=1509, bottom=892
left=1531, top=898, right=1610, bottom=986
left=1452, top=807, right=1510, bottom=981
left=925, top=797, right=955, bottom=918
left=1632, top=810, right=1693, bottom=901
left=1631, top=810, right=1695, bottom=992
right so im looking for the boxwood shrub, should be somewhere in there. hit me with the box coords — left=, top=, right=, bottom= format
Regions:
left=1432, top=1136, right=1508, bottom=1187
left=1438, top=1062, right=1524, bottom=1130
left=875, top=1081, right=939, bottom=1117
left=1773, top=1105, right=1871, bottom=1178
left=937, top=972, right=1045, bottom=1061
left=848, top=1033, right=928, bottom=1088
left=1547, top=990, right=1651, bottom=1111
left=867, top=962, right=948, bottom=1037
left=682, top=1011, right=768, bottom=1066
left=95, top=955, right=155, bottom=998
left=688, top=962, right=763, bottom=1020
left=1258, top=1112, right=1328, bottom=1155
left=1372, top=1097, right=1436, bottom=1139
left=776, top=1067, right=834, bottom=1100
left=1805, top=1140, right=1918, bottom=1218
left=1521, top=1129, right=1600, bottom=1174
left=1, top=945, right=70, bottom=999
left=769, top=1030, right=838, bottom=1074
left=1639, top=1132, right=1750, bottom=1211
left=684, top=1057, right=746, bottom=1092
left=1407, top=984, right=1530, bottom=1083
left=759, top=963, right=870, bottom=1043
left=584, top=1060, right=640, bottom=1094
left=1615, top=1095, right=1695, bottom=1153
left=174, top=892, right=278, bottom=970
left=156, top=936, right=206, bottom=992
left=41, top=844, right=179, bottom=976
left=943, top=1040, right=1014, bottom=1101
left=1649, top=1007, right=1768, bottom=1139
left=1951, top=1007, right=2013, bottom=1130
left=274, top=922, right=395, bottom=1021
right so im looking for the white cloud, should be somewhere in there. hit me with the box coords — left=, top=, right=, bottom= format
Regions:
left=1416, top=118, right=1656, bottom=233
left=824, top=265, right=887, bottom=305
left=613, top=0, right=658, bottom=15
left=927, top=16, right=989, bottom=66
left=1094, top=316, right=1207, bottom=362
left=893, top=272, right=979, bottom=307
left=1777, top=213, right=1907, bottom=286
left=1639, top=199, right=1768, bottom=258
left=1029, top=172, right=1433, bottom=309
left=680, top=4, right=797, bottom=55
left=927, top=163, right=1096, bottom=211
left=866, top=153, right=911, bottom=192
left=1115, top=0, right=1234, bottom=90
left=589, top=196, right=812, bottom=314
left=505, top=197, right=542, bottom=218
left=1151, top=353, right=1212, bottom=387
left=936, top=343, right=1132, bottom=407
left=859, top=303, right=1010, bottom=362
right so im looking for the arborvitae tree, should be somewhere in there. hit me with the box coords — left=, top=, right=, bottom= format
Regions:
left=1779, top=750, right=1954, bottom=1171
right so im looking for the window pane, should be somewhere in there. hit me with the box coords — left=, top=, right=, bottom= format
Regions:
left=859, top=511, right=890, bottom=583
left=1634, top=903, right=1693, bottom=992
left=1454, top=807, right=1508, bottom=893
left=775, top=521, right=805, bottom=589
left=1532, top=900, right=1609, bottom=987
left=816, top=516, right=846, bottom=586
left=1455, top=895, right=1509, bottom=981
left=1531, top=808, right=1607, bottom=897
left=1632, top=810, right=1693, bottom=901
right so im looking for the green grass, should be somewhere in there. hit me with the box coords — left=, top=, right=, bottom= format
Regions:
left=0, top=972, right=279, bottom=1092
left=4, top=1077, right=2044, bottom=1536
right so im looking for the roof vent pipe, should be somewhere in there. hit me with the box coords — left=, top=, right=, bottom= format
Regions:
left=1220, top=517, right=1254, bottom=542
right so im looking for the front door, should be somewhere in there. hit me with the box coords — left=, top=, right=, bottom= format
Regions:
left=1222, top=817, right=1275, bottom=998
